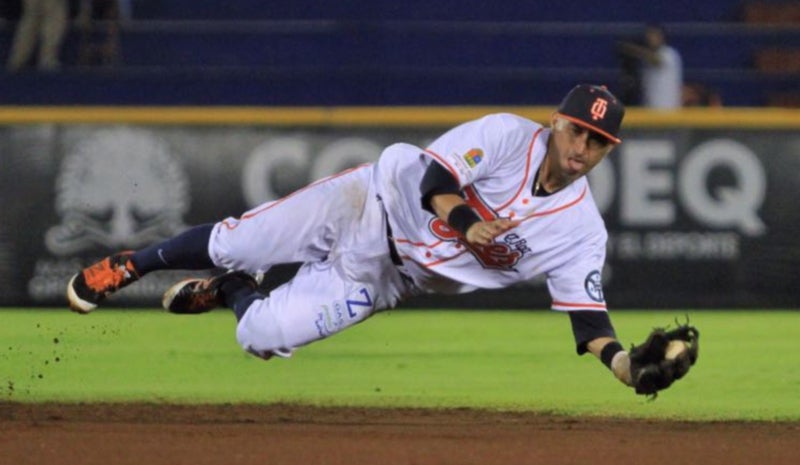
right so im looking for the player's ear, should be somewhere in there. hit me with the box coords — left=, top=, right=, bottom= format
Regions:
left=550, top=112, right=560, bottom=129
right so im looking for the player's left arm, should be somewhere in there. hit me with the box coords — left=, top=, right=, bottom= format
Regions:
left=570, top=311, right=701, bottom=396
left=569, top=310, right=632, bottom=386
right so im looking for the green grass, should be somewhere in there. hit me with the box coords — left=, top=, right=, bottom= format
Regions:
left=1, top=308, right=798, bottom=421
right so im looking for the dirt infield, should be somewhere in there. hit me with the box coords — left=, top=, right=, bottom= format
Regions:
left=1, top=402, right=798, bottom=465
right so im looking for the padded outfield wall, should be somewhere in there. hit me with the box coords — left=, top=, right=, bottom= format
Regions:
left=0, top=106, right=798, bottom=309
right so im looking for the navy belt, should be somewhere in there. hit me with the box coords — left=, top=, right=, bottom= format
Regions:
left=377, top=194, right=404, bottom=266
left=385, top=217, right=403, bottom=266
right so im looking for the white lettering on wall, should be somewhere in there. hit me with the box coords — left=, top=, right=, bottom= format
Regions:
left=242, top=137, right=312, bottom=207
left=243, top=137, right=381, bottom=206
left=620, top=140, right=675, bottom=226
left=679, top=140, right=766, bottom=236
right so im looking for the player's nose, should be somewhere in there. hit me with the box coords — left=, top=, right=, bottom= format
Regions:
left=573, top=133, right=589, bottom=154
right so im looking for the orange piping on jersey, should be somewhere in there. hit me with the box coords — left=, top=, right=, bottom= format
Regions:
left=520, top=186, right=587, bottom=222
left=495, top=128, right=541, bottom=211
left=402, top=250, right=470, bottom=269
left=551, top=301, right=607, bottom=310
left=399, top=185, right=588, bottom=267
left=220, top=164, right=370, bottom=230
left=422, top=248, right=471, bottom=267
left=423, top=148, right=462, bottom=185
left=395, top=237, right=445, bottom=248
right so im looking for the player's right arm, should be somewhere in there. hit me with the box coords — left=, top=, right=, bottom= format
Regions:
left=420, top=161, right=518, bottom=245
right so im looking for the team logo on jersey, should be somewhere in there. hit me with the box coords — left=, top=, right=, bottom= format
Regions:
left=584, top=270, right=604, bottom=302
left=428, top=186, right=525, bottom=270
left=314, top=303, right=346, bottom=337
left=314, top=288, right=373, bottom=338
left=503, top=233, right=532, bottom=255
left=462, top=148, right=483, bottom=168
left=590, top=98, right=608, bottom=121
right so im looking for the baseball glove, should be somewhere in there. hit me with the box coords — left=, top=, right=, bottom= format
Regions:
left=629, top=322, right=699, bottom=398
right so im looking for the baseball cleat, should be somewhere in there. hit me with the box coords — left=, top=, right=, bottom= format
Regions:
left=67, top=251, right=140, bottom=314
left=162, top=270, right=258, bottom=314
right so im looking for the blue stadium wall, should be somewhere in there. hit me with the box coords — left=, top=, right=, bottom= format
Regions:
left=0, top=0, right=797, bottom=106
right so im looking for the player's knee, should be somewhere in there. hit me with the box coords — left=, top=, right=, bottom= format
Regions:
left=208, top=220, right=258, bottom=271
left=235, top=299, right=291, bottom=359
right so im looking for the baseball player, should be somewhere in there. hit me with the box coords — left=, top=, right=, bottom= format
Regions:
left=67, top=84, right=699, bottom=396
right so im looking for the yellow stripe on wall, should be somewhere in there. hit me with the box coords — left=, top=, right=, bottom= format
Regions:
left=0, top=106, right=798, bottom=128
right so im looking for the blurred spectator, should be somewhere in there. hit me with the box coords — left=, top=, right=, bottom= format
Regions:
left=76, top=0, right=122, bottom=66
left=6, top=0, right=69, bottom=71
left=614, top=33, right=643, bottom=106
left=682, top=82, right=723, bottom=107
left=618, top=24, right=684, bottom=109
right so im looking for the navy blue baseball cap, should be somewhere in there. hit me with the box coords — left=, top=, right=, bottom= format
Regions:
left=555, top=84, right=625, bottom=144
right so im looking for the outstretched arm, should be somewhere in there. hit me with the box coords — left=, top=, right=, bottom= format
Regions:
left=587, top=336, right=632, bottom=386
left=571, top=311, right=701, bottom=397
left=568, top=310, right=632, bottom=386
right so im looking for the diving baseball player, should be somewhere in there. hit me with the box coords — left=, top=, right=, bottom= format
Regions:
left=67, top=84, right=699, bottom=397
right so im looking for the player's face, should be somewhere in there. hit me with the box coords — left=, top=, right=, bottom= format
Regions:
left=550, top=117, right=615, bottom=181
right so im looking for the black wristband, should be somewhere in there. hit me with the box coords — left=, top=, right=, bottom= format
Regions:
left=600, top=341, right=625, bottom=369
left=447, top=204, right=481, bottom=236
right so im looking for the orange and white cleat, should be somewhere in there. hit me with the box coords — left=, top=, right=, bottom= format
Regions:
left=66, top=252, right=139, bottom=314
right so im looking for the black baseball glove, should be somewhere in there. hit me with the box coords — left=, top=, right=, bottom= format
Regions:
left=629, top=322, right=699, bottom=398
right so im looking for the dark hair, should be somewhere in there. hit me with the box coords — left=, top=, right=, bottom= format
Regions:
left=645, top=23, right=667, bottom=40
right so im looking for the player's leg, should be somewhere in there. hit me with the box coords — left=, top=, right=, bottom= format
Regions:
left=167, top=169, right=415, bottom=358
left=161, top=261, right=357, bottom=360
left=233, top=258, right=405, bottom=360
left=163, top=268, right=261, bottom=315
left=228, top=179, right=415, bottom=359
left=206, top=165, right=373, bottom=273
left=67, top=223, right=217, bottom=313
left=37, top=0, right=67, bottom=70
left=163, top=164, right=382, bottom=314
left=67, top=165, right=374, bottom=313
left=6, top=0, right=41, bottom=71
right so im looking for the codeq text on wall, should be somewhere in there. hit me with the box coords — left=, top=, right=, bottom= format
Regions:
left=0, top=120, right=797, bottom=309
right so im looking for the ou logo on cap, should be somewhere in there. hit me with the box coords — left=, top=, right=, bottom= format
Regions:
left=590, top=98, right=608, bottom=120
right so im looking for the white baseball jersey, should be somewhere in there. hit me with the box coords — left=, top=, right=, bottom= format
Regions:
left=212, top=113, right=608, bottom=358
left=376, top=113, right=608, bottom=312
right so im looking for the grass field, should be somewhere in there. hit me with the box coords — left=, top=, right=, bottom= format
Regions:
left=1, top=308, right=798, bottom=421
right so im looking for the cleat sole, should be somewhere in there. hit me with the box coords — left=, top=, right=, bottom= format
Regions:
left=66, top=274, right=97, bottom=314
left=162, top=279, right=201, bottom=312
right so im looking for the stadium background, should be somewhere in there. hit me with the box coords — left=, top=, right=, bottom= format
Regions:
left=1, top=0, right=798, bottom=310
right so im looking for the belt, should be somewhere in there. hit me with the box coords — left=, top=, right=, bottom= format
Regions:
left=377, top=194, right=404, bottom=266
left=385, top=216, right=404, bottom=266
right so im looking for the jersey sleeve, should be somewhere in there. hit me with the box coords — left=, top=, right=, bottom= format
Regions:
left=545, top=231, right=609, bottom=312
left=423, top=113, right=533, bottom=188
left=568, top=310, right=617, bottom=355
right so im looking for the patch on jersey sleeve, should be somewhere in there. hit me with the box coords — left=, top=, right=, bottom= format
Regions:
left=584, top=270, right=604, bottom=303
left=462, top=148, right=484, bottom=168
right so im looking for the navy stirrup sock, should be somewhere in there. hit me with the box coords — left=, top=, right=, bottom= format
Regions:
left=226, top=287, right=264, bottom=321
left=219, top=279, right=264, bottom=321
left=130, top=224, right=216, bottom=274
